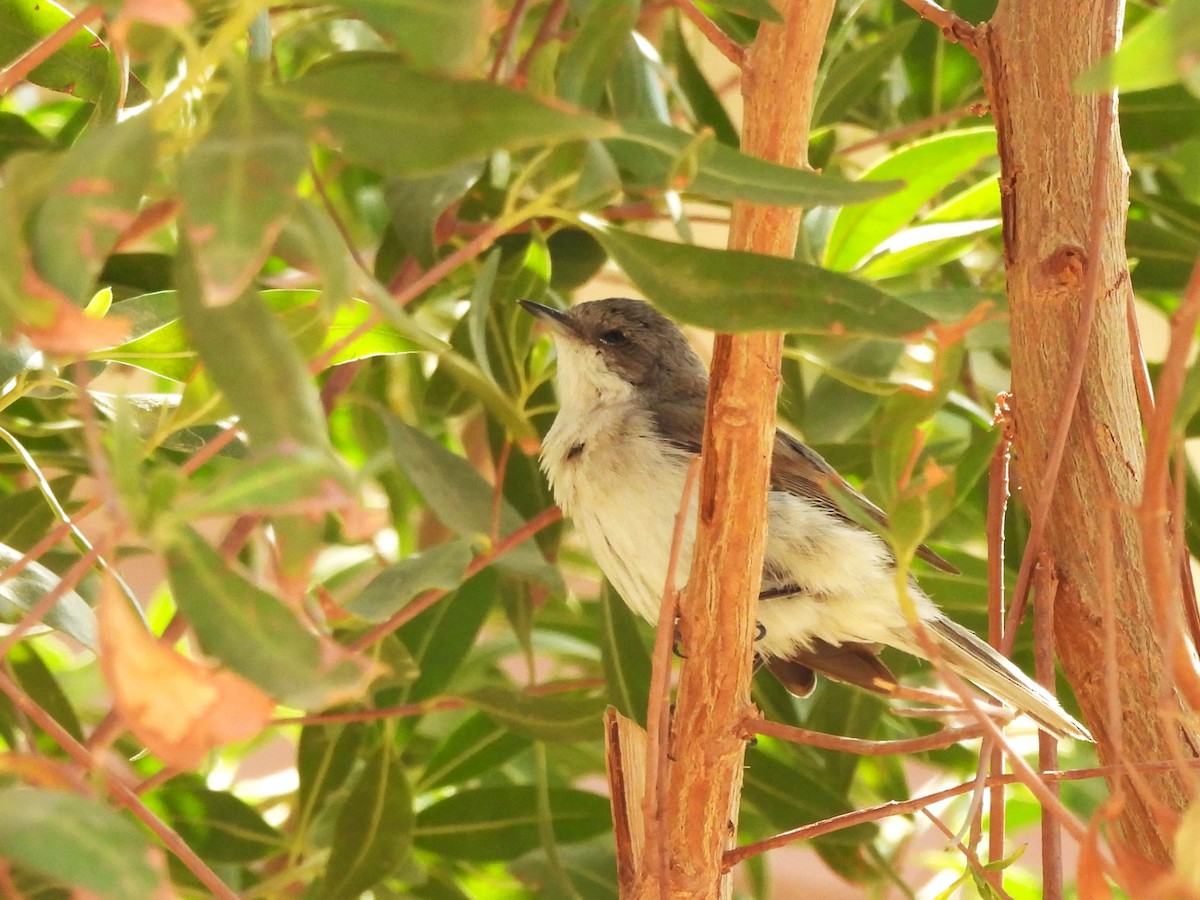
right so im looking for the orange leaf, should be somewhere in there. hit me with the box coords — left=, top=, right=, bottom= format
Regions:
left=97, top=575, right=274, bottom=770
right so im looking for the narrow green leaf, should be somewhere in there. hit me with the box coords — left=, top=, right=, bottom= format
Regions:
left=326, top=0, right=487, bottom=71
left=179, top=453, right=351, bottom=518
left=382, top=162, right=483, bottom=268
left=31, top=115, right=158, bottom=303
left=0, top=787, right=163, bottom=899
left=610, top=120, right=901, bottom=207
left=672, top=28, right=739, bottom=147
left=102, top=289, right=416, bottom=381
left=591, top=225, right=932, bottom=337
left=823, top=127, right=996, bottom=271
left=266, top=54, right=613, bottom=178
left=9, top=643, right=83, bottom=742
left=395, top=569, right=498, bottom=703
left=175, top=252, right=336, bottom=460
left=742, top=747, right=874, bottom=845
left=161, top=783, right=283, bottom=863
left=297, top=722, right=365, bottom=826
left=0, top=543, right=96, bottom=649
left=1076, top=0, right=1200, bottom=94
left=322, top=745, right=413, bottom=900
left=464, top=684, right=607, bottom=742
left=0, top=0, right=117, bottom=102
left=813, top=22, right=919, bottom=126
left=346, top=539, right=475, bottom=623
left=467, top=249, right=503, bottom=386
left=179, top=87, right=309, bottom=306
left=557, top=0, right=640, bottom=109
left=414, top=787, right=610, bottom=861
left=599, top=582, right=651, bottom=725
left=0, top=476, right=76, bottom=551
left=165, top=525, right=376, bottom=709
left=419, top=711, right=532, bottom=790
left=385, top=414, right=562, bottom=588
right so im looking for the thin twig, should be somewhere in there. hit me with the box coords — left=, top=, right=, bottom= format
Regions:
left=489, top=0, right=531, bottom=81
left=1035, top=559, right=1064, bottom=900
left=674, top=0, right=745, bottom=67
left=747, top=717, right=986, bottom=755
left=895, top=0, right=978, bottom=50
left=921, top=808, right=1017, bottom=900
left=345, top=505, right=562, bottom=652
left=0, top=4, right=104, bottom=95
left=0, top=670, right=237, bottom=900
left=839, top=102, right=988, bottom=155
left=513, top=0, right=568, bottom=84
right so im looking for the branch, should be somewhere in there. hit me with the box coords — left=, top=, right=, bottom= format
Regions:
left=896, top=0, right=978, bottom=50
left=674, top=0, right=745, bottom=67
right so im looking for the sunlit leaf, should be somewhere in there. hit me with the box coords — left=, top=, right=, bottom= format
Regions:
left=823, top=128, right=997, bottom=271
left=0, top=0, right=117, bottom=102
left=610, top=120, right=902, bottom=207
left=1076, top=0, right=1200, bottom=94
left=326, top=0, right=487, bottom=72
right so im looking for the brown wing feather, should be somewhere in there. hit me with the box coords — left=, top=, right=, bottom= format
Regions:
left=767, top=641, right=899, bottom=698
left=649, top=406, right=958, bottom=574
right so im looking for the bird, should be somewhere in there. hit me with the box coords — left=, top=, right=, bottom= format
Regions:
left=520, top=296, right=1090, bottom=741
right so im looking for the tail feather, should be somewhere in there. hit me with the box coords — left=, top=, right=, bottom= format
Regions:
left=922, top=617, right=1092, bottom=742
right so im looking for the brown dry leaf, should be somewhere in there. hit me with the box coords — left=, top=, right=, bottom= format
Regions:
left=97, top=575, right=274, bottom=770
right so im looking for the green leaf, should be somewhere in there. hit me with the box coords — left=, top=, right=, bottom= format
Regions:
left=610, top=120, right=901, bottom=207
left=0, top=476, right=76, bottom=552
left=394, top=569, right=498, bottom=703
left=813, top=22, right=919, bottom=126
left=102, top=289, right=416, bottom=382
left=672, top=28, right=739, bottom=147
left=326, top=0, right=487, bottom=72
left=0, top=787, right=163, bottom=899
left=1076, top=0, right=1200, bottom=94
left=31, top=115, right=158, bottom=303
left=323, top=744, right=413, bottom=899
left=345, top=539, right=475, bottom=623
left=591, top=225, right=932, bottom=337
left=598, top=582, right=651, bottom=725
left=165, top=525, right=375, bottom=709
left=385, top=414, right=561, bottom=588
left=0, top=0, right=117, bottom=102
left=419, top=711, right=532, bottom=790
left=382, top=162, right=483, bottom=268
left=161, top=783, right=283, bottom=863
left=175, top=253, right=337, bottom=460
left=9, top=643, right=83, bottom=742
left=266, top=54, right=614, bottom=177
left=557, top=0, right=640, bottom=109
left=414, top=786, right=611, bottom=861
left=178, top=453, right=351, bottom=518
left=742, top=747, right=874, bottom=845
left=0, top=542, right=96, bottom=649
left=179, top=87, right=309, bottom=306
left=297, top=722, right=366, bottom=827
left=823, top=127, right=997, bottom=271
left=463, top=684, right=607, bottom=742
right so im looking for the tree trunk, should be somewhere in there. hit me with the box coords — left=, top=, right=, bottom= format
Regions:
left=977, top=0, right=1198, bottom=864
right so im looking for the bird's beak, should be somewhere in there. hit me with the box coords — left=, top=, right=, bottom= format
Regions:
left=519, top=300, right=577, bottom=338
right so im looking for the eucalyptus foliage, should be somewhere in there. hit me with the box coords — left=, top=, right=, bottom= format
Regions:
left=0, top=0, right=1197, bottom=897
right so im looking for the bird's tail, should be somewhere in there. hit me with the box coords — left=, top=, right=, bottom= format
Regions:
left=918, top=616, right=1092, bottom=742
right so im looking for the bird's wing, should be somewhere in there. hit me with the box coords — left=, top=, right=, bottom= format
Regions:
left=769, top=432, right=960, bottom=574
left=766, top=640, right=899, bottom=698
left=650, top=405, right=958, bottom=574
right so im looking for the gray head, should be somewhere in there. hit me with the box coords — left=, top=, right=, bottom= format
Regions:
left=520, top=298, right=708, bottom=403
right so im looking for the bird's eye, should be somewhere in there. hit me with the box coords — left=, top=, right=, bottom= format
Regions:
left=599, top=329, right=628, bottom=346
